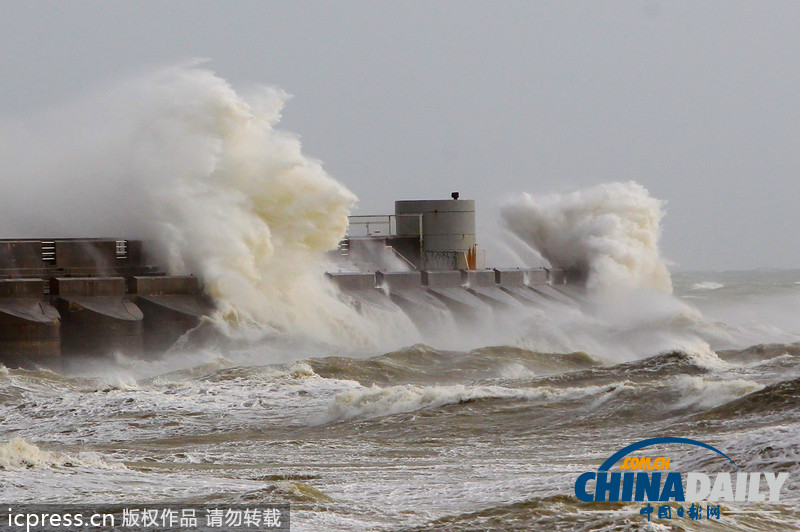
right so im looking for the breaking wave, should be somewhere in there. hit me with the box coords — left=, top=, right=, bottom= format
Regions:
left=307, top=344, right=599, bottom=386
left=669, top=375, right=763, bottom=411
left=323, top=381, right=634, bottom=423
left=0, top=63, right=423, bottom=348
left=697, top=376, right=800, bottom=419
left=691, top=281, right=725, bottom=291
left=3, top=63, right=797, bottom=368
left=408, top=495, right=635, bottom=532
left=0, top=438, right=125, bottom=470
left=501, top=181, right=671, bottom=294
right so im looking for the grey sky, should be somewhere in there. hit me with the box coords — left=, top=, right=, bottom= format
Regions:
left=1, top=1, right=798, bottom=271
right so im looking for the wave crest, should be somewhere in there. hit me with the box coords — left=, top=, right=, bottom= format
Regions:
left=0, top=438, right=125, bottom=470
left=502, top=181, right=671, bottom=294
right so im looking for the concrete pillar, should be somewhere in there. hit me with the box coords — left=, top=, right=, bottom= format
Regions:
left=376, top=271, right=422, bottom=291
left=421, top=270, right=463, bottom=288
left=0, top=279, right=60, bottom=365
left=374, top=271, right=447, bottom=337
left=132, top=276, right=208, bottom=353
left=524, top=269, right=548, bottom=286
left=493, top=268, right=525, bottom=287
left=548, top=268, right=567, bottom=285
left=463, top=270, right=520, bottom=308
left=461, top=269, right=495, bottom=287
left=325, top=272, right=376, bottom=291
left=52, top=240, right=118, bottom=268
left=53, top=277, right=143, bottom=356
left=325, top=271, right=404, bottom=314
left=422, top=270, right=490, bottom=317
left=0, top=241, right=43, bottom=271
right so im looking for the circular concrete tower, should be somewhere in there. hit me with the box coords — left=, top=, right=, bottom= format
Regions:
left=395, top=197, right=477, bottom=269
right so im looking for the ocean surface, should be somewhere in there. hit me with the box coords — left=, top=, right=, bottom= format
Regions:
left=0, top=269, right=798, bottom=531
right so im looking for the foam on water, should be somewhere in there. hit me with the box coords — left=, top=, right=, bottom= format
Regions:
left=0, top=340, right=798, bottom=529
left=2, top=65, right=756, bottom=363
left=691, top=281, right=725, bottom=291
left=0, top=438, right=125, bottom=470
left=670, top=375, right=764, bottom=410
left=673, top=422, right=800, bottom=476
left=322, top=381, right=633, bottom=423
left=720, top=424, right=800, bottom=473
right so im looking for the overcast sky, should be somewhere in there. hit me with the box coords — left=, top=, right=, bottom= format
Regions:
left=1, top=1, right=798, bottom=271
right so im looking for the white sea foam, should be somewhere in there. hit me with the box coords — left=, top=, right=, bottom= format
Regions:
left=671, top=375, right=763, bottom=410
left=2, top=62, right=793, bottom=370
left=0, top=62, right=419, bottom=349
left=691, top=281, right=725, bottom=291
left=0, top=438, right=125, bottom=470
left=0, top=64, right=753, bottom=359
left=495, top=182, right=761, bottom=361
left=496, top=362, right=538, bottom=380
left=720, top=424, right=800, bottom=472
left=673, top=423, right=800, bottom=481
left=502, top=181, right=671, bottom=294
left=680, top=344, right=730, bottom=370
left=322, top=382, right=627, bottom=423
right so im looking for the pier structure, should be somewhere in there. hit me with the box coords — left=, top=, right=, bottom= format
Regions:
left=0, top=195, right=581, bottom=367
left=326, top=265, right=575, bottom=334
left=328, top=193, right=580, bottom=322
left=0, top=239, right=209, bottom=365
left=339, top=194, right=481, bottom=272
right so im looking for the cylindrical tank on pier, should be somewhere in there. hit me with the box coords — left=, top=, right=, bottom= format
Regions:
left=395, top=197, right=477, bottom=270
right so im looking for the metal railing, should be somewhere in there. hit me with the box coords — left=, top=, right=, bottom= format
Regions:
left=345, top=213, right=423, bottom=238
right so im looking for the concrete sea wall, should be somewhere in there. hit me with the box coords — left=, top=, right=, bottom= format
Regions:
left=327, top=267, right=577, bottom=333
left=0, top=239, right=210, bottom=366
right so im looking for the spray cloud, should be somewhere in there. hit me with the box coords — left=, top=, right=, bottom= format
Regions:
left=502, top=181, right=672, bottom=294
left=0, top=63, right=419, bottom=347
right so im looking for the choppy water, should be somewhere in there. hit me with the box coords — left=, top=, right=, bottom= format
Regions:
left=1, top=271, right=799, bottom=531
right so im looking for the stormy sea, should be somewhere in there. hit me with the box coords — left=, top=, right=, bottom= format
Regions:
left=0, top=66, right=798, bottom=531
left=0, top=270, right=799, bottom=531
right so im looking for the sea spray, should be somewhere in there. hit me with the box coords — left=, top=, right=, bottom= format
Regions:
left=0, top=438, right=125, bottom=470
left=0, top=63, right=417, bottom=348
left=499, top=182, right=728, bottom=360
left=501, top=181, right=672, bottom=294
left=0, top=66, right=761, bottom=358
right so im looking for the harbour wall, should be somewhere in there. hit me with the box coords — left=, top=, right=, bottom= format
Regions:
left=0, top=239, right=210, bottom=366
left=0, top=238, right=580, bottom=367
left=326, top=267, right=579, bottom=332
